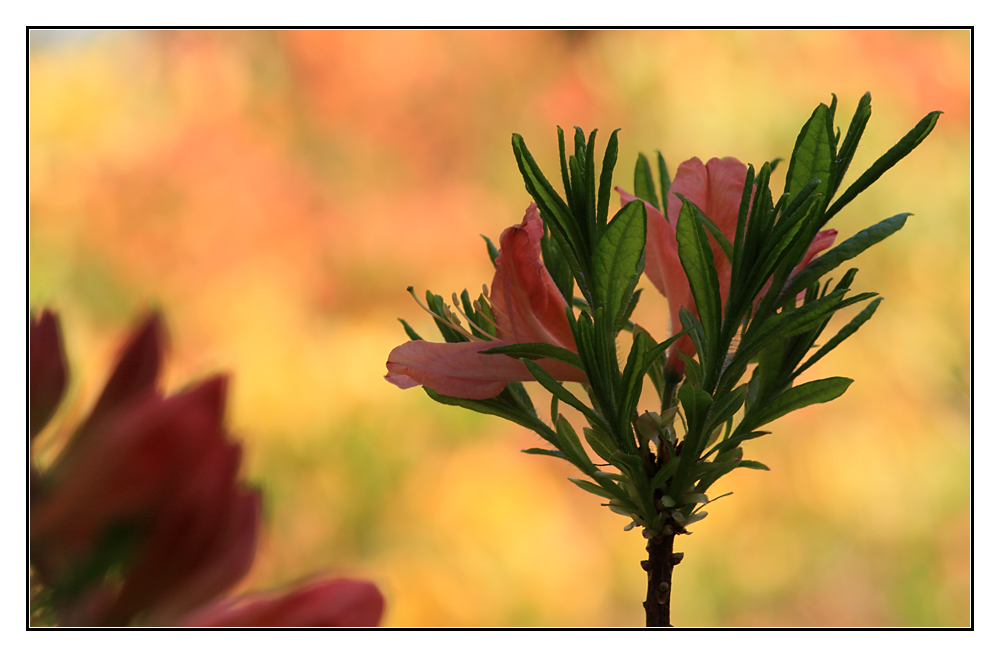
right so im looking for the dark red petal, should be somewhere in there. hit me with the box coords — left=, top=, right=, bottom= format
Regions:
left=181, top=578, right=385, bottom=627
left=30, top=310, right=67, bottom=439
left=88, top=312, right=165, bottom=427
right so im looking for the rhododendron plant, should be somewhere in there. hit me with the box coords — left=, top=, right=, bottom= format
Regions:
left=30, top=311, right=384, bottom=627
left=387, top=93, right=940, bottom=626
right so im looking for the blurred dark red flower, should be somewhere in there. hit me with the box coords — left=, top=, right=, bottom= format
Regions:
left=30, top=310, right=384, bottom=627
left=29, top=311, right=67, bottom=440
left=179, top=578, right=385, bottom=627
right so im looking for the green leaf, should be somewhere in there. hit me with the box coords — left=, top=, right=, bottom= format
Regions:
left=795, top=298, right=882, bottom=376
left=705, top=383, right=748, bottom=433
left=687, top=460, right=740, bottom=495
left=425, top=290, right=469, bottom=343
left=593, top=199, right=647, bottom=333
left=721, top=290, right=854, bottom=392
left=617, top=289, right=642, bottom=333
left=398, top=318, right=422, bottom=341
left=522, top=447, right=567, bottom=460
left=583, top=426, right=618, bottom=463
left=830, top=92, right=872, bottom=198
left=825, top=110, right=942, bottom=222
left=707, top=430, right=770, bottom=460
left=596, top=129, right=621, bottom=229
left=461, top=289, right=494, bottom=340
left=617, top=329, right=650, bottom=437
left=521, top=357, right=608, bottom=432
left=555, top=414, right=596, bottom=473
left=656, top=151, right=672, bottom=209
left=512, top=133, right=589, bottom=296
left=481, top=342, right=584, bottom=371
left=541, top=230, right=576, bottom=305
left=678, top=384, right=714, bottom=442
left=752, top=194, right=829, bottom=321
left=726, top=164, right=756, bottom=319
left=737, top=460, right=770, bottom=471
left=675, top=197, right=722, bottom=354
left=677, top=194, right=734, bottom=262
left=504, top=383, right=538, bottom=425
left=632, top=325, right=665, bottom=400
left=620, top=326, right=694, bottom=426
left=584, top=128, right=599, bottom=240
left=749, top=192, right=823, bottom=306
left=568, top=477, right=620, bottom=500
left=634, top=153, right=660, bottom=210
left=424, top=387, right=552, bottom=440
left=785, top=102, right=835, bottom=209
left=781, top=213, right=909, bottom=304
left=649, top=457, right=680, bottom=492
left=481, top=234, right=500, bottom=268
left=676, top=350, right=702, bottom=387
left=747, top=376, right=853, bottom=428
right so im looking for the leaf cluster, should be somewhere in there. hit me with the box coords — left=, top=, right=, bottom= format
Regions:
left=406, top=95, right=939, bottom=537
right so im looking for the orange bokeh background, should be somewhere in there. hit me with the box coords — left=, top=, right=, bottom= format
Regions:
left=29, top=30, right=970, bottom=626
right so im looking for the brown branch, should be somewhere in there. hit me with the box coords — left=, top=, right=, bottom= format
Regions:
left=643, top=530, right=683, bottom=627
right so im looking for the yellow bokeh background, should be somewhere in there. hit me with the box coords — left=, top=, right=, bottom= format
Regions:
left=29, top=30, right=970, bottom=626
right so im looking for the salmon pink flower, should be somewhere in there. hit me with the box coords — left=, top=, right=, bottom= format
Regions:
left=386, top=203, right=586, bottom=400
left=617, top=156, right=837, bottom=373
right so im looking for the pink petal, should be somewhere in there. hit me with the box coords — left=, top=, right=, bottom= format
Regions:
left=666, top=157, right=750, bottom=305
left=30, top=310, right=67, bottom=439
left=180, top=578, right=385, bottom=627
left=489, top=204, right=576, bottom=349
left=386, top=204, right=586, bottom=400
left=795, top=228, right=838, bottom=276
left=386, top=339, right=585, bottom=400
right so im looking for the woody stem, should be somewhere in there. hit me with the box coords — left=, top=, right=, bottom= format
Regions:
left=643, top=531, right=679, bottom=627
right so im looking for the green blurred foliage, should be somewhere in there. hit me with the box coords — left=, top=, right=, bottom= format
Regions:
left=29, top=29, right=969, bottom=626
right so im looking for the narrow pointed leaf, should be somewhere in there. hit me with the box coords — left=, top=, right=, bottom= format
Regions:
left=795, top=297, right=882, bottom=376
left=568, top=477, right=620, bottom=501
left=398, top=318, right=423, bottom=341
left=593, top=199, right=646, bottom=333
left=781, top=213, right=909, bottom=304
left=650, top=457, right=681, bottom=492
left=634, top=153, right=660, bottom=210
left=425, top=387, right=553, bottom=438
left=747, top=376, right=852, bottom=428
left=830, top=92, right=872, bottom=198
left=675, top=197, right=722, bottom=350
left=825, top=110, right=942, bottom=221
left=480, top=342, right=584, bottom=370
left=678, top=194, right=734, bottom=262
left=511, top=134, right=587, bottom=272
left=596, top=129, right=620, bottom=229
left=737, top=460, right=770, bottom=471
left=481, top=234, right=500, bottom=269
left=656, top=151, right=671, bottom=210
left=522, top=447, right=568, bottom=460
left=556, top=414, right=596, bottom=473
left=521, top=358, right=607, bottom=431
left=785, top=102, right=835, bottom=208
